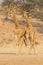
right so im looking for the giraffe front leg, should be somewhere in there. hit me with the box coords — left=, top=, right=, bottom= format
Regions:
left=29, top=43, right=36, bottom=55
left=18, top=37, right=24, bottom=54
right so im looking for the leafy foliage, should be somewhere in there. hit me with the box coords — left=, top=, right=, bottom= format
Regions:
left=2, top=0, right=14, bottom=6
left=1, top=0, right=43, bottom=21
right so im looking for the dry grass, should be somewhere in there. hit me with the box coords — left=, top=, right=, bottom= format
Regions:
left=0, top=11, right=39, bottom=54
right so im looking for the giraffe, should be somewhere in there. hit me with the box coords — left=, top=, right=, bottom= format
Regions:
left=9, top=11, right=26, bottom=46
left=10, top=10, right=38, bottom=54
left=22, top=11, right=38, bottom=54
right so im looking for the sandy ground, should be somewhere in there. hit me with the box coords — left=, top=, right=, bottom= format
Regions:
left=0, top=54, right=43, bottom=65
